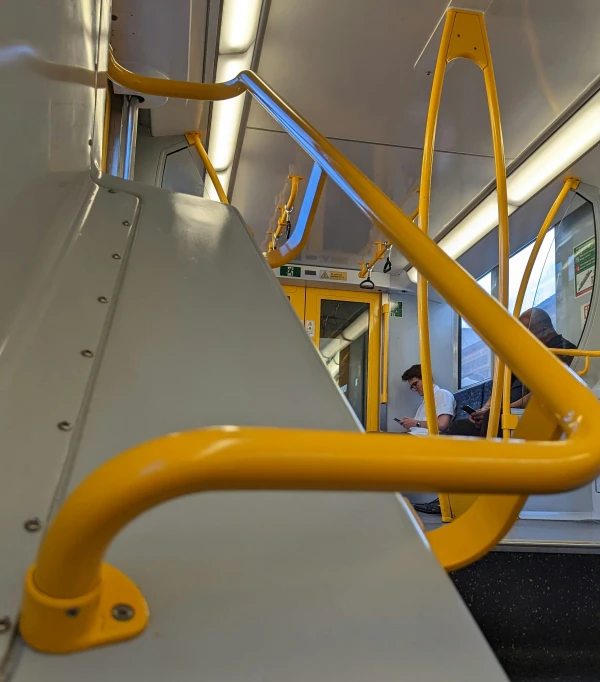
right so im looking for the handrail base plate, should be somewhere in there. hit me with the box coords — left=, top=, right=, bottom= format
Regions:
left=21, top=563, right=148, bottom=653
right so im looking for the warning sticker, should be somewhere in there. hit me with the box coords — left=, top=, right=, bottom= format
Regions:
left=319, top=270, right=347, bottom=281
left=574, top=237, right=596, bottom=298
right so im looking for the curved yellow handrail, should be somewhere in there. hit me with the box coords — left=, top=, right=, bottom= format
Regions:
left=513, top=176, right=580, bottom=318
left=185, top=131, right=229, bottom=204
left=16, top=405, right=590, bottom=652
left=103, top=24, right=600, bottom=572
left=550, top=348, right=600, bottom=377
left=266, top=164, right=325, bottom=268
left=267, top=175, right=303, bottom=252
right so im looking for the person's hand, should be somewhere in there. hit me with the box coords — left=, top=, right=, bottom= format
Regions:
left=399, top=417, right=417, bottom=430
left=468, top=408, right=487, bottom=426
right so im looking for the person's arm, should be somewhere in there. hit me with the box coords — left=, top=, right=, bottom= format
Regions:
left=401, top=414, right=451, bottom=431
left=509, top=392, right=531, bottom=409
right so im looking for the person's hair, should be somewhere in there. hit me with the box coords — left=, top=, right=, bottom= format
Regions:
left=402, top=364, right=422, bottom=382
left=528, top=307, right=556, bottom=339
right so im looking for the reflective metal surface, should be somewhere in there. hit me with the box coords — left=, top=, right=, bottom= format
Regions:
left=123, top=96, right=140, bottom=179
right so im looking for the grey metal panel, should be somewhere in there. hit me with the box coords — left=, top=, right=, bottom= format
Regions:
left=12, top=185, right=507, bottom=681
left=0, top=182, right=138, bottom=657
left=233, top=127, right=499, bottom=269
left=249, top=0, right=600, bottom=158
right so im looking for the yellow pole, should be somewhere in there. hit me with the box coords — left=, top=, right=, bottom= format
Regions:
left=381, top=302, right=390, bottom=404
left=513, top=177, right=580, bottom=318
left=417, top=15, right=455, bottom=446
left=185, top=131, right=229, bottom=204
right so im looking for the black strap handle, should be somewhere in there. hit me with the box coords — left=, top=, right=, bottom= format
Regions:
left=360, top=269, right=375, bottom=289
left=383, top=245, right=392, bottom=273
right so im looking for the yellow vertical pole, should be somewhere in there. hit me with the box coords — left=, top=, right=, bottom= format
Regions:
left=185, top=131, right=229, bottom=204
left=418, top=9, right=510, bottom=518
left=381, top=302, right=390, bottom=404
left=418, top=15, right=456, bottom=523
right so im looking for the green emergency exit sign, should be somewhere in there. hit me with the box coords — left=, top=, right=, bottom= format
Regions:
left=390, top=302, right=403, bottom=317
left=280, top=266, right=301, bottom=278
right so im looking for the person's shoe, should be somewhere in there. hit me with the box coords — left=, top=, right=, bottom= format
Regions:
left=413, top=498, right=441, bottom=515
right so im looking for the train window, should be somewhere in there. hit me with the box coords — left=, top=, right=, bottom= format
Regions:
left=459, top=191, right=596, bottom=388
left=508, top=230, right=556, bottom=321
left=459, top=272, right=493, bottom=388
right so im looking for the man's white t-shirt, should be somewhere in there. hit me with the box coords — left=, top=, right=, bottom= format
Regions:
left=411, top=384, right=456, bottom=435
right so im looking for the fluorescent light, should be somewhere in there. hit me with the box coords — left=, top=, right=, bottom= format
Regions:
left=438, top=192, right=518, bottom=259
left=204, top=0, right=263, bottom=200
left=507, top=90, right=600, bottom=204
left=407, top=89, right=600, bottom=281
left=219, top=0, right=263, bottom=54
left=208, top=51, right=253, bottom=172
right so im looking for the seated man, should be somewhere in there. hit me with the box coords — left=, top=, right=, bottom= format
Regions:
left=415, top=308, right=575, bottom=516
left=448, top=307, right=576, bottom=438
left=397, top=364, right=455, bottom=435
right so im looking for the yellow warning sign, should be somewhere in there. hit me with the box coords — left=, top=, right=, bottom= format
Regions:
left=319, top=270, right=347, bottom=281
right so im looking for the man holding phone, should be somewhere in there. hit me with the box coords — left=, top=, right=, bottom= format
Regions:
left=397, top=364, right=455, bottom=435
left=448, top=307, right=576, bottom=437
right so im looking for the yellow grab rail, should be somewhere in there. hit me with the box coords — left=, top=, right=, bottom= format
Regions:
left=358, top=208, right=418, bottom=278
left=16, top=407, right=572, bottom=653
left=513, top=176, right=580, bottom=318
left=101, top=21, right=600, bottom=572
left=418, top=9, right=511, bottom=449
left=550, top=348, right=600, bottom=377
left=185, top=131, right=229, bottom=204
left=358, top=241, right=388, bottom=279
left=266, top=164, right=325, bottom=268
left=267, top=175, right=303, bottom=252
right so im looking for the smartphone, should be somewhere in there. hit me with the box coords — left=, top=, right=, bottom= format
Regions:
left=461, top=405, right=477, bottom=415
left=393, top=417, right=402, bottom=423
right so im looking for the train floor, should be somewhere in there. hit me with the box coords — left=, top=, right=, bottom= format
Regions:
left=418, top=513, right=600, bottom=681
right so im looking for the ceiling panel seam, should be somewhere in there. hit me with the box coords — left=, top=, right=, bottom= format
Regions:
left=245, top=125, right=511, bottom=160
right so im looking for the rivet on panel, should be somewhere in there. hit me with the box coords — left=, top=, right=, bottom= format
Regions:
left=97, top=296, right=109, bottom=304
left=88, top=139, right=93, bottom=146
left=108, top=189, right=117, bottom=194
left=81, top=349, right=94, bottom=358
left=24, top=517, right=42, bottom=533
left=122, top=220, right=131, bottom=227
left=57, top=421, right=73, bottom=432
left=112, top=253, right=122, bottom=260
left=0, top=617, right=11, bottom=634
left=65, top=608, right=79, bottom=617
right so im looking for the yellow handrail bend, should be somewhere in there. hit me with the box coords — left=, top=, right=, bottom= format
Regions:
left=19, top=408, right=600, bottom=653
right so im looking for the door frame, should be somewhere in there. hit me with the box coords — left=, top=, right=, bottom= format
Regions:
left=305, top=287, right=381, bottom=432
